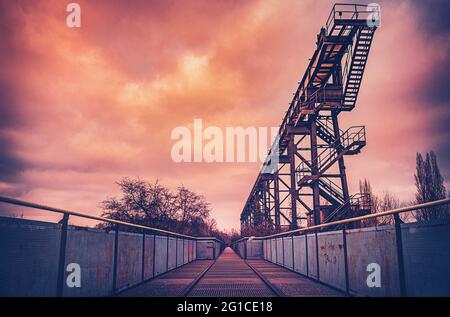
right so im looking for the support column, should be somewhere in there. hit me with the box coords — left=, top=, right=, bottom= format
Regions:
left=332, top=115, right=350, bottom=201
left=273, top=172, right=281, bottom=232
left=288, top=136, right=298, bottom=229
left=310, top=119, right=321, bottom=225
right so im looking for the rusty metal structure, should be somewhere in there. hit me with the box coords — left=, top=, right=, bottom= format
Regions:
left=241, top=4, right=379, bottom=233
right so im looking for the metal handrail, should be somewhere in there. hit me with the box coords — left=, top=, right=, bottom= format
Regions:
left=0, top=195, right=224, bottom=243
left=322, top=192, right=370, bottom=224
left=237, top=198, right=450, bottom=241
left=318, top=177, right=345, bottom=202
left=326, top=3, right=373, bottom=34
left=317, top=125, right=365, bottom=168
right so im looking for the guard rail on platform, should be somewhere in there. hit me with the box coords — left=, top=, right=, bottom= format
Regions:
left=0, top=196, right=225, bottom=297
left=231, top=198, right=450, bottom=296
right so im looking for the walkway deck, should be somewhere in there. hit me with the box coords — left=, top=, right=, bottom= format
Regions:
left=119, top=247, right=344, bottom=297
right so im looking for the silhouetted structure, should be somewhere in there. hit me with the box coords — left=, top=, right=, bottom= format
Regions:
left=241, top=4, right=379, bottom=233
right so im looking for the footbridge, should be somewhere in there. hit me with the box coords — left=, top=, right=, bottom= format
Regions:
left=1, top=196, right=450, bottom=297
left=1, top=3, right=450, bottom=298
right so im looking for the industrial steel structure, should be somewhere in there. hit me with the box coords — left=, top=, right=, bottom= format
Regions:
left=241, top=4, right=379, bottom=233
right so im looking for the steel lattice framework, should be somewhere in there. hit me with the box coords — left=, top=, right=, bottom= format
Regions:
left=241, top=4, right=379, bottom=233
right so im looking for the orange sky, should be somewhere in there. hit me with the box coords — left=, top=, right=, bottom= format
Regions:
left=0, top=0, right=449, bottom=230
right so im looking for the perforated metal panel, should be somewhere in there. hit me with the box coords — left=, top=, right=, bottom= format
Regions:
left=154, top=236, right=168, bottom=276
left=184, top=239, right=189, bottom=264
left=64, top=227, right=115, bottom=296
left=283, top=237, right=293, bottom=269
left=0, top=217, right=60, bottom=296
left=116, top=231, right=143, bottom=291
left=293, top=235, right=307, bottom=275
left=167, top=237, right=177, bottom=270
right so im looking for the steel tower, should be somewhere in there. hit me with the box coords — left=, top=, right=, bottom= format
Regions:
left=241, top=4, right=379, bottom=233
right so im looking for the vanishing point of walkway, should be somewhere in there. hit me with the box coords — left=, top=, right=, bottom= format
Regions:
left=119, top=247, right=344, bottom=297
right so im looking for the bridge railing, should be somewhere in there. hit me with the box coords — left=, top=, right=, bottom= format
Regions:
left=0, top=196, right=224, bottom=297
left=232, top=198, right=450, bottom=296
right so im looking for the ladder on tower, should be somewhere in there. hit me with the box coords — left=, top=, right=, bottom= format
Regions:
left=342, top=27, right=375, bottom=110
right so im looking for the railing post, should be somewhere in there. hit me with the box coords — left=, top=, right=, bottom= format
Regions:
left=305, top=233, right=309, bottom=276
left=275, top=238, right=278, bottom=264
left=152, top=234, right=156, bottom=277
left=141, top=230, right=145, bottom=282
left=112, top=224, right=119, bottom=294
left=281, top=236, right=285, bottom=267
left=182, top=239, right=185, bottom=265
left=56, top=214, right=69, bottom=297
left=166, top=235, right=169, bottom=271
left=291, top=235, right=295, bottom=270
left=315, top=231, right=320, bottom=280
left=175, top=237, right=178, bottom=267
left=342, top=229, right=350, bottom=294
left=394, top=214, right=407, bottom=296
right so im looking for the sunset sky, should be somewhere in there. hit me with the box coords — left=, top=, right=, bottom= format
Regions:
left=0, top=0, right=449, bottom=230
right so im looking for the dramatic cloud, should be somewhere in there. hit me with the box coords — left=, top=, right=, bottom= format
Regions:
left=0, top=0, right=448, bottom=229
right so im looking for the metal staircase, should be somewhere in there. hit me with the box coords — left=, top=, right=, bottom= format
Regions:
left=318, top=178, right=345, bottom=206
left=297, top=125, right=366, bottom=185
left=322, top=192, right=372, bottom=225
left=316, top=119, right=337, bottom=144
left=342, top=27, right=375, bottom=109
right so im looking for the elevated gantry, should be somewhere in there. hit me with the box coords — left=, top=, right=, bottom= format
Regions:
left=241, top=4, right=379, bottom=233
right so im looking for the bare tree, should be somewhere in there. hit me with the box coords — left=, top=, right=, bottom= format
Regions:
left=359, top=179, right=378, bottom=226
left=175, top=185, right=211, bottom=234
left=376, top=191, right=400, bottom=225
left=414, top=151, right=449, bottom=221
left=359, top=179, right=404, bottom=226
left=99, top=177, right=216, bottom=236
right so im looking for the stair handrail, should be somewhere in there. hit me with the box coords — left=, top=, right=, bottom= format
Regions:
left=318, top=177, right=345, bottom=202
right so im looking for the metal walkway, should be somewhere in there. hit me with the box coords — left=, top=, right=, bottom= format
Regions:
left=186, top=248, right=276, bottom=297
left=120, top=247, right=344, bottom=297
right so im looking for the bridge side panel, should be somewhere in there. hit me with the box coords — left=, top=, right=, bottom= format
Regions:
left=270, top=239, right=276, bottom=263
left=317, top=231, right=346, bottom=291
left=154, top=236, right=168, bottom=276
left=346, top=225, right=400, bottom=296
left=236, top=241, right=245, bottom=258
left=402, top=220, right=450, bottom=296
left=196, top=240, right=214, bottom=259
left=192, top=241, right=197, bottom=260
left=176, top=239, right=183, bottom=267
left=117, top=232, right=143, bottom=292
left=247, top=240, right=263, bottom=259
left=143, top=235, right=154, bottom=280
left=283, top=237, right=294, bottom=269
left=188, top=240, right=193, bottom=262
left=264, top=240, right=271, bottom=260
left=293, top=235, right=307, bottom=275
left=184, top=239, right=189, bottom=264
left=166, top=237, right=176, bottom=270
left=0, top=218, right=60, bottom=296
left=307, top=234, right=318, bottom=279
left=262, top=240, right=266, bottom=259
left=276, top=238, right=283, bottom=265
left=64, top=227, right=115, bottom=296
